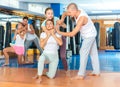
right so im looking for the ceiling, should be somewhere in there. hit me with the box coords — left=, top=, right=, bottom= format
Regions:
left=19, top=0, right=120, bottom=15
left=0, top=0, right=120, bottom=21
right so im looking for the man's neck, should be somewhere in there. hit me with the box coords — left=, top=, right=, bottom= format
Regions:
left=74, top=10, right=80, bottom=19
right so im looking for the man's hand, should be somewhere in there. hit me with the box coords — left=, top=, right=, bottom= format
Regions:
left=55, top=25, right=60, bottom=34
left=56, top=20, right=63, bottom=25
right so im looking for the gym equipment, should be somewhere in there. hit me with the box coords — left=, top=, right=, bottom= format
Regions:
left=114, top=22, right=120, bottom=49
left=108, top=28, right=113, bottom=46
left=75, top=32, right=80, bottom=55
left=66, top=16, right=70, bottom=50
left=66, top=49, right=72, bottom=58
left=69, top=17, right=74, bottom=54
left=64, top=16, right=81, bottom=55
left=94, top=22, right=100, bottom=48
left=0, top=25, right=4, bottom=50
left=74, top=20, right=80, bottom=55
left=112, top=28, right=115, bottom=46
left=5, top=21, right=11, bottom=48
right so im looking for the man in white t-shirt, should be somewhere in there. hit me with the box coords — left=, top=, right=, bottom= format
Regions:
left=56, top=3, right=100, bottom=80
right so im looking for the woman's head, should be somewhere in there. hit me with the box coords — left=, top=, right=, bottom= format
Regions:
left=17, top=22, right=26, bottom=35
left=45, top=19, right=54, bottom=30
left=45, top=7, right=54, bottom=20
left=17, top=22, right=25, bottom=29
left=20, top=29, right=26, bottom=36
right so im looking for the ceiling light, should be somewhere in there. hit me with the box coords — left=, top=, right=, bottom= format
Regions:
left=91, top=10, right=112, bottom=13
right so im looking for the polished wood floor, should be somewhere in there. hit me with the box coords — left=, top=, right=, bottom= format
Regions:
left=0, top=67, right=120, bottom=87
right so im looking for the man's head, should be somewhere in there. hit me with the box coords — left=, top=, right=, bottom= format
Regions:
left=22, top=16, right=28, bottom=25
left=67, top=3, right=78, bottom=17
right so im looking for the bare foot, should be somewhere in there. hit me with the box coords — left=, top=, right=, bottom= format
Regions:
left=65, top=70, right=71, bottom=77
left=18, top=61, right=26, bottom=65
left=42, top=71, right=48, bottom=76
left=87, top=73, right=100, bottom=76
left=42, top=72, right=47, bottom=76
left=36, top=77, right=42, bottom=83
left=32, top=75, right=39, bottom=79
left=1, top=63, right=9, bottom=67
left=71, top=75, right=84, bottom=80
left=25, top=61, right=34, bottom=64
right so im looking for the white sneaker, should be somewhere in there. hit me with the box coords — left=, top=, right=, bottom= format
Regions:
left=0, top=55, right=4, bottom=59
left=10, top=43, right=15, bottom=46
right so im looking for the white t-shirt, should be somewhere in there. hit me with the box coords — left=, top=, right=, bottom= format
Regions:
left=76, top=9, right=97, bottom=38
left=26, top=24, right=37, bottom=40
left=40, top=32, right=61, bottom=54
left=15, top=34, right=26, bottom=46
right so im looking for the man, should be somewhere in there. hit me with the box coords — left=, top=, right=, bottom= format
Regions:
left=22, top=16, right=43, bottom=62
left=56, top=3, right=100, bottom=79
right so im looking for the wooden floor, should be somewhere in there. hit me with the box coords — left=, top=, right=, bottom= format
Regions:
left=0, top=67, right=120, bottom=87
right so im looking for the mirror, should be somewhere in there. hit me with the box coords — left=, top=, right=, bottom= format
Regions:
left=106, top=27, right=114, bottom=46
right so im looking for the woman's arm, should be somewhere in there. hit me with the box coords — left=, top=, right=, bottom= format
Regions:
left=51, top=30, right=63, bottom=46
left=18, top=28, right=27, bottom=39
left=40, top=33, right=50, bottom=49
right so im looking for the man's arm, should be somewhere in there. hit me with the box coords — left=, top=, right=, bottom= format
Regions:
left=27, top=24, right=35, bottom=34
left=61, top=11, right=69, bottom=23
left=59, top=22, right=66, bottom=29
left=56, top=16, right=87, bottom=37
left=57, top=12, right=69, bottom=25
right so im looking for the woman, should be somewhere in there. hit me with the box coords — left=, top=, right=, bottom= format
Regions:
left=2, top=22, right=26, bottom=66
left=41, top=7, right=68, bottom=72
left=34, top=19, right=63, bottom=83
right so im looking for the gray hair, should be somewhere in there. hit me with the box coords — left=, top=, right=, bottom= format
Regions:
left=67, top=3, right=78, bottom=10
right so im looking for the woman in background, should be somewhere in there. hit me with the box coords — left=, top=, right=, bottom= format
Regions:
left=2, top=22, right=26, bottom=66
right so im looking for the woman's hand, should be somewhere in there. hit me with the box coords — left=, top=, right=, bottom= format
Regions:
left=50, top=29, right=55, bottom=36
left=46, top=31, right=51, bottom=37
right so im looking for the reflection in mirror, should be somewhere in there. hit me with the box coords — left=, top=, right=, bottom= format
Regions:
left=0, top=13, right=22, bottom=49
left=106, top=27, right=114, bottom=46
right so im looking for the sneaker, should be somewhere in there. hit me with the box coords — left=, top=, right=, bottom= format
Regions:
left=0, top=55, right=4, bottom=59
